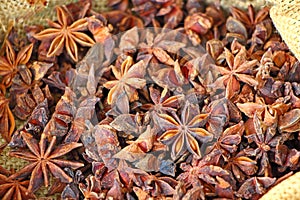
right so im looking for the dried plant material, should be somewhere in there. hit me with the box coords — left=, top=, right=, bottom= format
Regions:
left=0, top=41, right=33, bottom=87
left=9, top=99, right=49, bottom=148
left=0, top=85, right=15, bottom=142
left=278, top=108, right=300, bottom=133
left=93, top=124, right=120, bottom=170
left=2, top=0, right=300, bottom=199
left=237, top=177, right=276, bottom=199
left=157, top=101, right=213, bottom=160
left=0, top=174, right=36, bottom=199
left=212, top=45, right=258, bottom=99
left=9, top=132, right=83, bottom=193
left=244, top=114, right=282, bottom=176
left=103, top=56, right=146, bottom=104
left=43, top=87, right=76, bottom=137
left=260, top=171, right=300, bottom=200
left=269, top=0, right=300, bottom=60
left=34, top=5, right=95, bottom=62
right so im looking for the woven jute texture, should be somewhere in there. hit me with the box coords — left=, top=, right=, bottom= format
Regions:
left=269, top=0, right=300, bottom=61
left=260, top=172, right=300, bottom=200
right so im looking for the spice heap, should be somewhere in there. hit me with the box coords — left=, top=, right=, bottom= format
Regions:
left=0, top=0, right=300, bottom=199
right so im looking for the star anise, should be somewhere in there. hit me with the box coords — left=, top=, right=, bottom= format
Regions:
left=43, top=87, right=76, bottom=138
left=278, top=108, right=300, bottom=133
left=10, top=61, right=53, bottom=120
left=157, top=100, right=213, bottom=160
left=79, top=175, right=102, bottom=199
left=0, top=41, right=33, bottom=87
left=231, top=5, right=269, bottom=32
left=178, top=149, right=235, bottom=198
left=141, top=86, right=182, bottom=114
left=34, top=5, right=95, bottom=62
left=244, top=114, right=282, bottom=176
left=132, top=0, right=183, bottom=28
left=224, top=150, right=258, bottom=182
left=236, top=177, right=276, bottom=200
left=211, top=121, right=244, bottom=155
left=213, top=45, right=258, bottom=99
left=107, top=0, right=129, bottom=11
left=0, top=174, right=36, bottom=200
left=103, top=56, right=146, bottom=104
left=0, top=84, right=15, bottom=142
left=9, top=132, right=84, bottom=193
left=136, top=174, right=178, bottom=197
left=237, top=95, right=290, bottom=126
left=9, top=99, right=49, bottom=148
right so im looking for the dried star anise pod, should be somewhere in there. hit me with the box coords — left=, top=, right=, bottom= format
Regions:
left=244, top=114, right=282, bottom=176
left=178, top=149, right=235, bottom=198
left=0, top=174, right=36, bottom=200
left=9, top=132, right=84, bottom=193
left=43, top=87, right=76, bottom=138
left=135, top=174, right=178, bottom=197
left=34, top=5, right=95, bottom=62
left=103, top=55, right=146, bottom=104
left=0, top=41, right=33, bottom=87
left=278, top=108, right=300, bottom=133
left=64, top=95, right=99, bottom=143
left=107, top=0, right=129, bottom=11
left=9, top=61, right=53, bottom=98
left=237, top=95, right=290, bottom=126
left=103, top=10, right=144, bottom=33
left=212, top=44, right=258, bottom=99
left=274, top=144, right=300, bottom=173
left=156, top=100, right=213, bottom=160
left=231, top=5, right=269, bottom=32
left=9, top=99, right=49, bottom=148
left=224, top=150, right=258, bottom=182
left=87, top=14, right=112, bottom=44
left=203, top=97, right=241, bottom=137
left=109, top=93, right=146, bottom=137
left=225, top=16, right=248, bottom=44
left=184, top=12, right=213, bottom=45
left=141, top=85, right=182, bottom=115
left=132, top=0, right=183, bottom=28
left=0, top=84, right=15, bottom=142
left=10, top=61, right=53, bottom=120
left=211, top=121, right=244, bottom=155
left=90, top=124, right=120, bottom=170
left=113, top=125, right=163, bottom=171
left=61, top=169, right=84, bottom=199
left=236, top=176, right=276, bottom=200
left=79, top=175, right=102, bottom=199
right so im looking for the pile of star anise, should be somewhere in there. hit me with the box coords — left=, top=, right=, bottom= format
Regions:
left=0, top=0, right=300, bottom=199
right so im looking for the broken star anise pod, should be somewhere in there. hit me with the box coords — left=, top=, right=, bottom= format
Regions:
left=236, top=176, right=276, bottom=200
left=103, top=55, right=146, bottom=104
left=0, top=84, right=15, bottom=142
left=237, top=95, right=290, bottom=126
left=9, top=132, right=84, bottom=193
left=0, top=41, right=33, bottom=87
left=9, top=99, right=49, bottom=148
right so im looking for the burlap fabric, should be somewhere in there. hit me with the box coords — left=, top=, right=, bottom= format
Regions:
left=0, top=0, right=299, bottom=199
